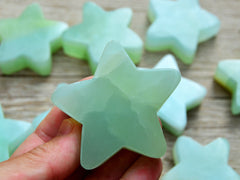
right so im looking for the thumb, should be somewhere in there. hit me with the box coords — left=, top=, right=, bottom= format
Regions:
left=0, top=118, right=82, bottom=180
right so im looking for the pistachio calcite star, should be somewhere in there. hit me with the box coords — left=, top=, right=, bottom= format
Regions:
left=155, top=55, right=206, bottom=136
left=214, top=60, right=240, bottom=115
left=9, top=110, right=50, bottom=155
left=0, top=4, right=68, bottom=75
left=0, top=105, right=31, bottom=162
left=162, top=136, right=240, bottom=180
left=146, top=0, right=220, bottom=64
left=62, top=2, right=143, bottom=73
left=52, top=42, right=180, bottom=169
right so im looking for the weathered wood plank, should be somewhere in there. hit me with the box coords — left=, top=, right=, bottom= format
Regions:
left=0, top=0, right=239, bottom=178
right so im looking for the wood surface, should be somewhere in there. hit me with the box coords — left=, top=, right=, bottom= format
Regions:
left=0, top=0, right=239, bottom=178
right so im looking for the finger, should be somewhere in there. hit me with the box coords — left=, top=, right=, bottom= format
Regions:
left=84, top=149, right=139, bottom=180
left=0, top=118, right=83, bottom=180
left=36, top=106, right=70, bottom=142
left=80, top=76, right=93, bottom=81
left=121, top=156, right=162, bottom=180
left=11, top=107, right=69, bottom=158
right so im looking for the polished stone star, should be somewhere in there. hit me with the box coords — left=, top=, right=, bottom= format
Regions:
left=0, top=105, right=31, bottom=162
left=52, top=42, right=180, bottom=169
left=62, top=2, right=143, bottom=73
left=0, top=3, right=68, bottom=75
left=146, top=0, right=220, bottom=64
left=162, top=136, right=240, bottom=180
left=155, top=55, right=206, bottom=136
left=215, top=60, right=240, bottom=115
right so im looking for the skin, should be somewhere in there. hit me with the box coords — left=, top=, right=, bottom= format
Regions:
left=0, top=77, right=162, bottom=180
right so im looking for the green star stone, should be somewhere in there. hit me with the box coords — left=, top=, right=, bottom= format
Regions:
left=62, top=2, right=143, bottom=73
left=0, top=3, right=68, bottom=75
left=162, top=136, right=240, bottom=180
left=52, top=41, right=180, bottom=169
left=146, top=0, right=220, bottom=64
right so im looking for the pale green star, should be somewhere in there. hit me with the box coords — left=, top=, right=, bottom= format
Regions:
left=155, top=55, right=206, bottom=136
left=163, top=136, right=240, bottom=180
left=62, top=2, right=143, bottom=73
left=146, top=0, right=220, bottom=64
left=0, top=105, right=31, bottom=162
left=52, top=41, right=180, bottom=169
left=0, top=3, right=68, bottom=75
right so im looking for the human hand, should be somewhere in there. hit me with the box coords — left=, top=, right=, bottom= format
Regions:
left=0, top=78, right=162, bottom=180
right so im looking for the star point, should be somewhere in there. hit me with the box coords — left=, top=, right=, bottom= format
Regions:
left=19, top=3, right=44, bottom=19
left=52, top=41, right=180, bottom=169
left=0, top=105, right=31, bottom=162
left=8, top=109, right=51, bottom=155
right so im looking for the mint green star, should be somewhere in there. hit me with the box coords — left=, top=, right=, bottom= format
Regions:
left=0, top=105, right=31, bottom=162
left=62, top=2, right=143, bottom=73
left=162, top=136, right=240, bottom=180
left=215, top=60, right=240, bottom=115
left=146, top=0, right=220, bottom=64
left=52, top=42, right=180, bottom=169
left=155, top=55, right=206, bottom=136
left=0, top=4, right=68, bottom=75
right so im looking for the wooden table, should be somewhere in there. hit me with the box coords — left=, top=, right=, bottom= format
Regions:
left=0, top=0, right=239, bottom=177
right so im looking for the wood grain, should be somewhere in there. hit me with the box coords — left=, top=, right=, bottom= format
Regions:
left=0, top=0, right=239, bottom=178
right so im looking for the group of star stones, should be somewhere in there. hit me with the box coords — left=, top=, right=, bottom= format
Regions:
left=0, top=0, right=240, bottom=179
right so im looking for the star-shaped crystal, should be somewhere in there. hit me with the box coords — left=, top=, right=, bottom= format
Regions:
left=155, top=55, right=206, bottom=136
left=162, top=136, right=240, bottom=180
left=52, top=42, right=180, bottom=169
left=215, top=60, right=240, bottom=115
left=0, top=105, right=31, bottom=162
left=146, top=0, right=220, bottom=64
left=62, top=2, right=143, bottom=73
left=0, top=3, right=68, bottom=75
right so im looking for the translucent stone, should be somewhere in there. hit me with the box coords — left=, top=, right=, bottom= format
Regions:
left=162, top=136, right=240, bottom=180
left=52, top=41, right=180, bottom=169
left=155, top=55, right=206, bottom=136
left=62, top=2, right=143, bottom=73
left=0, top=4, right=68, bottom=75
left=146, top=0, right=220, bottom=64
left=214, top=60, right=240, bottom=115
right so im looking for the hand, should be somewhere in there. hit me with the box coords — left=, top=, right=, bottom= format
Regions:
left=0, top=78, right=162, bottom=180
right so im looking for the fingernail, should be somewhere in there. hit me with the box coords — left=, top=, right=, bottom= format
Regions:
left=58, top=118, right=75, bottom=135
